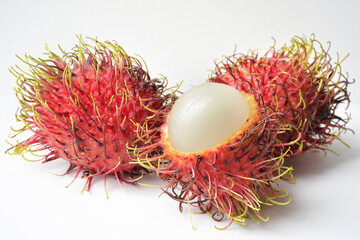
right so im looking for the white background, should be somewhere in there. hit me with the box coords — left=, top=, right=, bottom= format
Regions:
left=1, top=0, right=360, bottom=239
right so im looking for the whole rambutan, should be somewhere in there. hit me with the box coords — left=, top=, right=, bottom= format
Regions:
left=6, top=37, right=176, bottom=189
left=133, top=35, right=351, bottom=228
left=210, top=35, right=351, bottom=157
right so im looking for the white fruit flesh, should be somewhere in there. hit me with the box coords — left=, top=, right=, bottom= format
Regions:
left=168, top=82, right=250, bottom=153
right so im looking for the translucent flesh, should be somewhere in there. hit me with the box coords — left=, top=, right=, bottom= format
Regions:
left=168, top=82, right=250, bottom=153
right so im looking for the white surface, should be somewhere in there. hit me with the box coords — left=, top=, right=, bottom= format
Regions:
left=1, top=0, right=360, bottom=239
left=168, top=82, right=250, bottom=153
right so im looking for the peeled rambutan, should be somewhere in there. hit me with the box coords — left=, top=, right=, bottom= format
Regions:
left=6, top=37, right=176, bottom=189
left=134, top=82, right=293, bottom=227
left=210, top=35, right=351, bottom=157
left=133, top=35, right=351, bottom=227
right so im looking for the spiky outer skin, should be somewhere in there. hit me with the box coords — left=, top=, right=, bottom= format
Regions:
left=135, top=92, right=293, bottom=226
left=210, top=35, right=351, bottom=157
left=7, top=38, right=173, bottom=184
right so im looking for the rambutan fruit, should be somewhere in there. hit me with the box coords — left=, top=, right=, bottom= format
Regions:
left=134, top=82, right=293, bottom=227
left=210, top=35, right=351, bottom=157
left=6, top=37, right=176, bottom=189
left=133, top=35, right=351, bottom=227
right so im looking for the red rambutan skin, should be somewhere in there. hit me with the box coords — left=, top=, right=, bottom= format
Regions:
left=7, top=37, right=173, bottom=185
left=210, top=35, right=351, bottom=157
